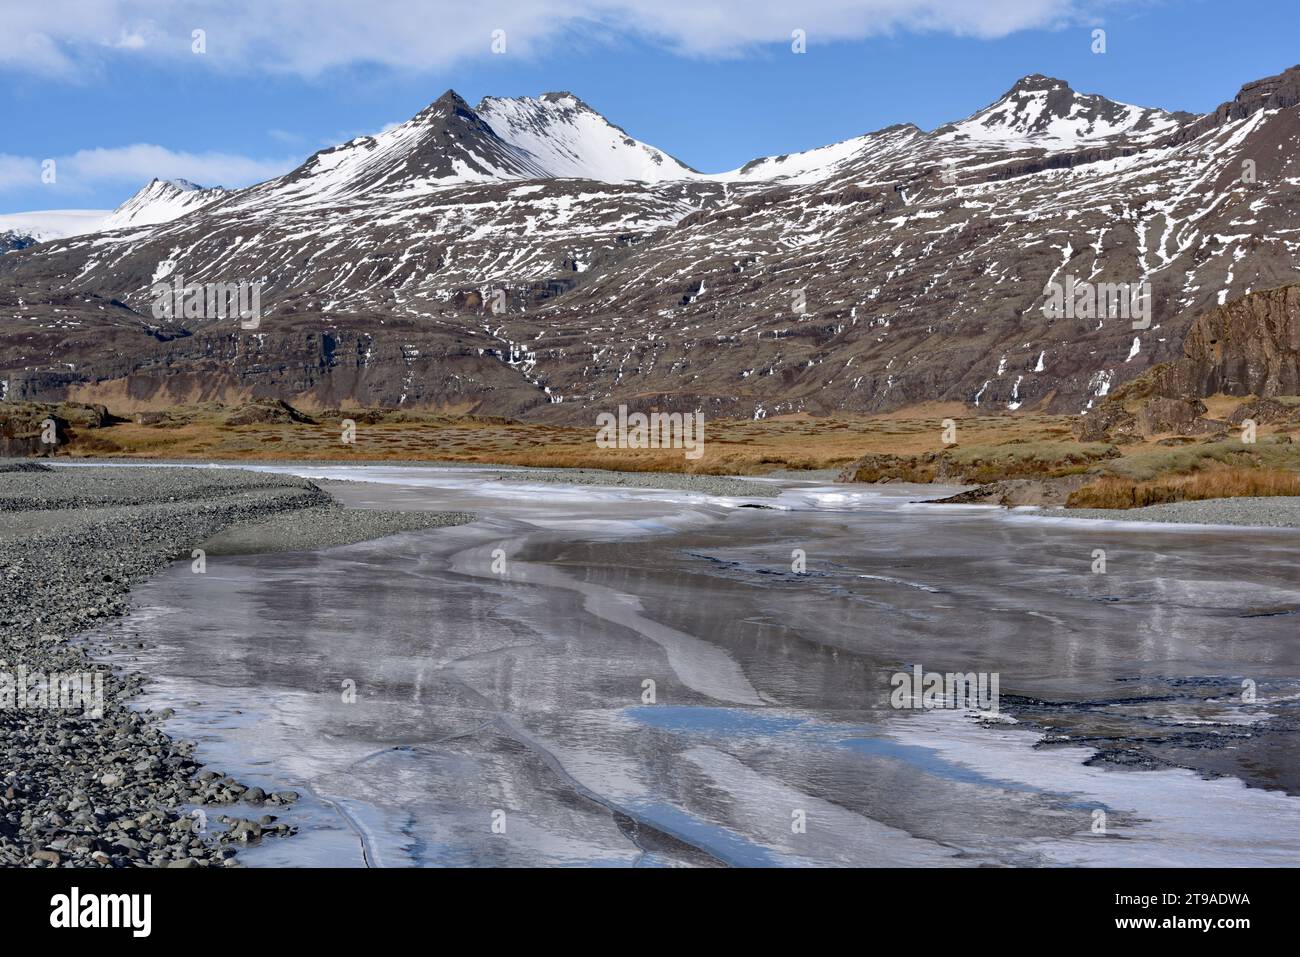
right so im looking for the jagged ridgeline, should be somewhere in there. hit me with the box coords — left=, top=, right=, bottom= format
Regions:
left=2, top=67, right=1299, bottom=420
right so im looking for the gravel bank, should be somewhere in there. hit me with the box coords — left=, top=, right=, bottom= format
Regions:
left=45, top=458, right=783, bottom=499
left=0, top=465, right=472, bottom=868
left=1050, top=496, right=1300, bottom=528
left=202, top=506, right=473, bottom=555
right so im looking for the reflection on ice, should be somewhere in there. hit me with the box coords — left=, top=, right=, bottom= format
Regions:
left=88, top=463, right=1300, bottom=867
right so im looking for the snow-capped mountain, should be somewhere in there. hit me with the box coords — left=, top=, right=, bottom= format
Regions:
left=2, top=65, right=1299, bottom=420
left=0, top=178, right=227, bottom=253
left=935, top=74, right=1191, bottom=148
left=241, top=91, right=551, bottom=208
left=708, top=75, right=1191, bottom=188
left=240, top=88, right=703, bottom=210
left=98, top=178, right=231, bottom=231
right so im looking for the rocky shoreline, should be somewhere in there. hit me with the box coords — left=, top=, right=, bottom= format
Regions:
left=1035, top=495, right=1300, bottom=528
left=924, top=481, right=1300, bottom=527
left=0, top=463, right=471, bottom=867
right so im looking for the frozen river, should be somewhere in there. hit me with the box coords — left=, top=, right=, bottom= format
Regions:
left=91, top=465, right=1300, bottom=866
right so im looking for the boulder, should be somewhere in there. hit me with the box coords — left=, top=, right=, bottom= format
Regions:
left=1073, top=402, right=1137, bottom=442
left=1134, top=397, right=1208, bottom=435
left=223, top=398, right=315, bottom=426
left=1225, top=397, right=1300, bottom=425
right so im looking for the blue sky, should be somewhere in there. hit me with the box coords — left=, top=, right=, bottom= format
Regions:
left=2, top=0, right=1297, bottom=213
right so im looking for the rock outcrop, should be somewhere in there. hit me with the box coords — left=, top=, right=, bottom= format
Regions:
left=1177, top=285, right=1300, bottom=398
left=1076, top=284, right=1300, bottom=441
left=0, top=402, right=117, bottom=456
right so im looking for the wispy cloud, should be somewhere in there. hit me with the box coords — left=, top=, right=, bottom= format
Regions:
left=0, top=144, right=295, bottom=194
left=267, top=129, right=306, bottom=145
left=1, top=0, right=1091, bottom=78
left=0, top=155, right=42, bottom=191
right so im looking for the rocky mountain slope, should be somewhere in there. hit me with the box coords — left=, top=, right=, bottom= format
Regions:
left=2, top=66, right=1299, bottom=420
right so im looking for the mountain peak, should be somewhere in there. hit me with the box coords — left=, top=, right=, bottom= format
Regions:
left=124, top=178, right=217, bottom=204
left=1004, top=74, right=1072, bottom=96
left=938, top=74, right=1184, bottom=148
left=538, top=91, right=587, bottom=107
left=150, top=177, right=204, bottom=192
left=99, top=178, right=228, bottom=231
left=256, top=90, right=553, bottom=205
left=413, top=89, right=475, bottom=122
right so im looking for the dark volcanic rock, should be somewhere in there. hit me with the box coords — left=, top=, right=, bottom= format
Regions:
left=1, top=232, right=37, bottom=255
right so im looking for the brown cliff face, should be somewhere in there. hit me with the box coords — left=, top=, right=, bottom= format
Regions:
left=1166, top=63, right=1300, bottom=146
left=1177, top=284, right=1300, bottom=398
left=1073, top=284, right=1300, bottom=443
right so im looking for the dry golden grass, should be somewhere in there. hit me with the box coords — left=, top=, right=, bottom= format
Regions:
left=1067, top=467, right=1300, bottom=508
left=40, top=401, right=1300, bottom=505
left=57, top=406, right=1080, bottom=475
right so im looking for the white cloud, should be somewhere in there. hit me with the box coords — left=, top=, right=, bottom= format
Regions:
left=0, top=155, right=42, bottom=191
left=0, top=144, right=294, bottom=193
left=0, top=0, right=1090, bottom=77
left=112, top=30, right=150, bottom=51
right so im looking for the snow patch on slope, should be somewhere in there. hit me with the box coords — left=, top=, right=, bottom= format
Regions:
left=478, top=93, right=699, bottom=183
left=716, top=124, right=923, bottom=186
